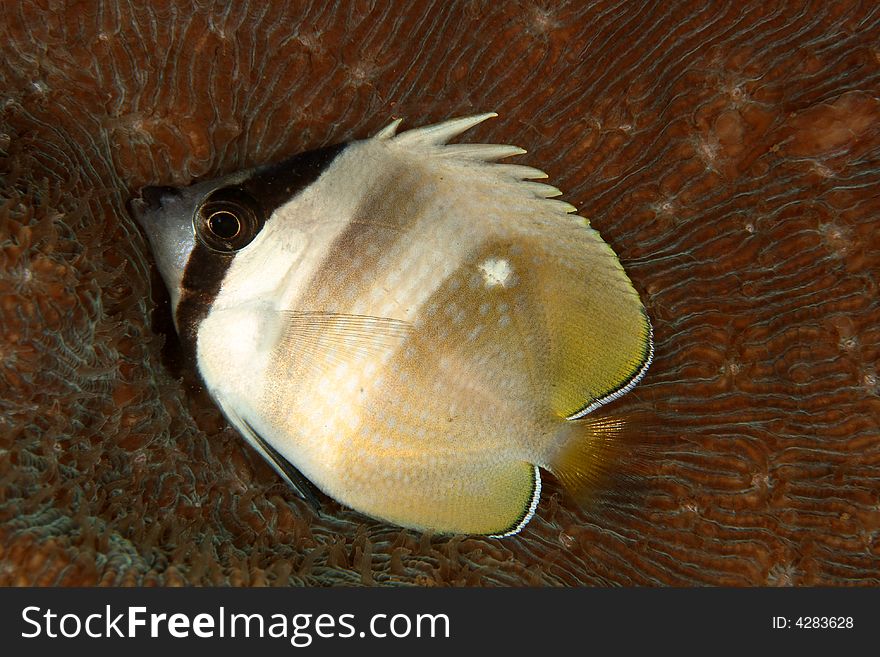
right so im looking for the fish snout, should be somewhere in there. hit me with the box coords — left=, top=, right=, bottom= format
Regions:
left=141, top=185, right=179, bottom=210
left=129, top=186, right=180, bottom=227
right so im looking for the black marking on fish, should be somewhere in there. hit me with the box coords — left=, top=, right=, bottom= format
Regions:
left=174, top=142, right=349, bottom=359
left=241, top=142, right=348, bottom=218
left=242, top=417, right=323, bottom=512
left=175, top=246, right=235, bottom=361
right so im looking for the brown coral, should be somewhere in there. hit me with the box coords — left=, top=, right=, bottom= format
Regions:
left=1, top=0, right=878, bottom=586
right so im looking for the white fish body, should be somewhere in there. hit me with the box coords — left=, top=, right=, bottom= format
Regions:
left=132, top=114, right=652, bottom=536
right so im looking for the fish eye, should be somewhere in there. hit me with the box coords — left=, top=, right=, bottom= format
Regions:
left=207, top=210, right=241, bottom=239
left=194, top=187, right=264, bottom=253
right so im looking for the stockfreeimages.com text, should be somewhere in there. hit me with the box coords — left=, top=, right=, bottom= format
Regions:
left=22, top=605, right=450, bottom=646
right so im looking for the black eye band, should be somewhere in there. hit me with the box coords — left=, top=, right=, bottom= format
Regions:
left=193, top=187, right=265, bottom=253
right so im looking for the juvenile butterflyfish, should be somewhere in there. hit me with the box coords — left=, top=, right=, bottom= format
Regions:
left=131, top=114, right=653, bottom=537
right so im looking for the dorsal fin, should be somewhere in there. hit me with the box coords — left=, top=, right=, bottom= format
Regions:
left=393, top=112, right=498, bottom=147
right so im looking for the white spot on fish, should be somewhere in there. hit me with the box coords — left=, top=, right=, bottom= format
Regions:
left=467, top=325, right=483, bottom=342
left=479, top=258, right=513, bottom=288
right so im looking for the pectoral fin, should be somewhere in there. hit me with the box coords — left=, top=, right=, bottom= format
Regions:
left=276, top=311, right=413, bottom=378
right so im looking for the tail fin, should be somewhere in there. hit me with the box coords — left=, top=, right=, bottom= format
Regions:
left=546, top=411, right=658, bottom=505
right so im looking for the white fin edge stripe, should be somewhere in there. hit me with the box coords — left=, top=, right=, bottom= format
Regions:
left=565, top=322, right=655, bottom=421
left=490, top=465, right=542, bottom=538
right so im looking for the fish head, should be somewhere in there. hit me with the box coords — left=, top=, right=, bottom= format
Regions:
left=129, top=177, right=241, bottom=317
left=130, top=143, right=347, bottom=330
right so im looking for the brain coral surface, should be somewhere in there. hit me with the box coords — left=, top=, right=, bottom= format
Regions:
left=1, top=1, right=879, bottom=585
